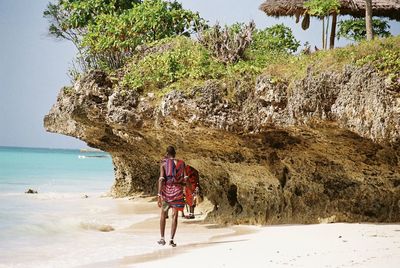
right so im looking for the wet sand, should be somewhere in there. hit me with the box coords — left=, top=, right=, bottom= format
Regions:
left=79, top=197, right=255, bottom=268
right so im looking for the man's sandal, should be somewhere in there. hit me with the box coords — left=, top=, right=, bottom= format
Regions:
left=157, top=238, right=166, bottom=245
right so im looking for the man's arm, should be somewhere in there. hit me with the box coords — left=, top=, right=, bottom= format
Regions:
left=183, top=163, right=189, bottom=187
left=194, top=169, right=200, bottom=194
left=157, top=163, right=165, bottom=207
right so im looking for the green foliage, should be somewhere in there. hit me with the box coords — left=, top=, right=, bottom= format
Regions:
left=241, top=24, right=299, bottom=72
left=338, top=18, right=391, bottom=42
left=45, top=0, right=205, bottom=72
left=356, top=41, right=400, bottom=76
left=197, top=22, right=298, bottom=68
left=355, top=38, right=400, bottom=89
left=84, top=0, right=204, bottom=69
left=263, top=36, right=400, bottom=84
left=46, top=2, right=399, bottom=95
left=122, top=37, right=225, bottom=91
left=304, top=0, right=340, bottom=49
left=43, top=0, right=140, bottom=47
left=82, top=0, right=204, bottom=54
left=44, top=0, right=142, bottom=73
left=304, top=0, right=340, bottom=17
left=251, top=24, right=300, bottom=54
left=60, top=0, right=116, bottom=28
left=121, top=22, right=301, bottom=94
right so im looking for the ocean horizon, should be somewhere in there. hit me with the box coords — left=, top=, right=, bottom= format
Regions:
left=0, top=146, right=114, bottom=193
left=0, top=146, right=158, bottom=267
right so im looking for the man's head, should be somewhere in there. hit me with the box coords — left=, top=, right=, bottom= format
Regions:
left=166, top=145, right=176, bottom=158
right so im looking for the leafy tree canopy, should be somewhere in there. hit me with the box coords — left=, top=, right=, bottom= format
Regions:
left=44, top=0, right=205, bottom=71
left=304, top=0, right=340, bottom=17
left=252, top=24, right=300, bottom=54
left=82, top=0, right=204, bottom=54
left=43, top=0, right=141, bottom=48
left=338, top=18, right=391, bottom=42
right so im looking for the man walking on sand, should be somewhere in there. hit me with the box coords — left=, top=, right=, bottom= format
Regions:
left=157, top=145, right=188, bottom=247
left=184, top=165, right=200, bottom=219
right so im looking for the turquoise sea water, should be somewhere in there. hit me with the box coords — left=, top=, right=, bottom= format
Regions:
left=0, top=147, right=145, bottom=267
left=0, top=146, right=114, bottom=194
left=0, top=147, right=213, bottom=267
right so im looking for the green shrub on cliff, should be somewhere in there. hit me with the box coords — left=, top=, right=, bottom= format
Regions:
left=251, top=24, right=300, bottom=55
left=196, top=22, right=299, bottom=66
left=355, top=40, right=400, bottom=75
left=45, top=0, right=204, bottom=72
left=122, top=37, right=226, bottom=91
left=263, top=35, right=400, bottom=85
left=243, top=24, right=300, bottom=71
left=45, top=1, right=300, bottom=86
left=120, top=22, right=301, bottom=93
left=82, top=0, right=204, bottom=69
left=46, top=1, right=399, bottom=93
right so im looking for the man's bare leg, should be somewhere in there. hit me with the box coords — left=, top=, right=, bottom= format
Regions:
left=158, top=208, right=167, bottom=245
left=170, top=208, right=178, bottom=246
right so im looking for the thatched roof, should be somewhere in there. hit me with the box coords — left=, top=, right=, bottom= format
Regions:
left=259, top=0, right=400, bottom=21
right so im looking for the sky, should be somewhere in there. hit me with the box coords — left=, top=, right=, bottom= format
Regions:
left=0, top=0, right=399, bottom=149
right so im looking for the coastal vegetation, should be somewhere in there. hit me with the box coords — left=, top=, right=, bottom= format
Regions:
left=264, top=35, right=400, bottom=83
left=120, top=23, right=301, bottom=94
left=337, top=18, right=391, bottom=42
left=45, top=0, right=399, bottom=95
left=119, top=34, right=400, bottom=97
left=303, top=0, right=340, bottom=49
left=44, top=0, right=204, bottom=73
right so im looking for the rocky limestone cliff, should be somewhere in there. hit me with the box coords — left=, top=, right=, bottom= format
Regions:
left=44, top=65, right=400, bottom=224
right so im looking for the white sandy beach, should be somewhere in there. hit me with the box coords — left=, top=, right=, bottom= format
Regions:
left=1, top=193, right=399, bottom=268
left=2, top=147, right=398, bottom=268
left=80, top=198, right=400, bottom=268
left=131, top=222, right=400, bottom=268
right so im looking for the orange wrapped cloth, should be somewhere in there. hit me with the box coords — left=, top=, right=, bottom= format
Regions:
left=184, top=165, right=199, bottom=207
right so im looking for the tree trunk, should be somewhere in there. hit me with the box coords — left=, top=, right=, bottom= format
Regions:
left=322, top=18, right=325, bottom=49
left=325, top=15, right=330, bottom=50
left=365, top=0, right=374, bottom=40
left=329, top=12, right=337, bottom=49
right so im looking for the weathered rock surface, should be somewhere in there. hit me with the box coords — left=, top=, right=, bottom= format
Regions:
left=44, top=66, right=400, bottom=224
